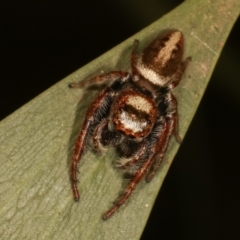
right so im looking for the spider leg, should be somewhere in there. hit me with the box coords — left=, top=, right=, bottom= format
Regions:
left=69, top=71, right=130, bottom=88
left=93, top=119, right=109, bottom=153
left=168, top=56, right=191, bottom=89
left=102, top=152, right=155, bottom=220
left=131, top=40, right=140, bottom=80
left=169, top=93, right=182, bottom=143
left=146, top=93, right=180, bottom=182
left=71, top=88, right=112, bottom=201
left=145, top=120, right=175, bottom=182
left=131, top=39, right=139, bottom=65
left=102, top=119, right=173, bottom=220
left=117, top=140, right=147, bottom=170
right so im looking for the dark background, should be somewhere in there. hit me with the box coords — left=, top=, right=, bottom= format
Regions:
left=1, top=1, right=240, bottom=239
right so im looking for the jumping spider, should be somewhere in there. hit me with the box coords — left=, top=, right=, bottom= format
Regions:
left=69, top=30, right=191, bottom=220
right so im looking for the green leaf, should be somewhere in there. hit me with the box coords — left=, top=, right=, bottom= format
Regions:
left=0, top=1, right=239, bottom=239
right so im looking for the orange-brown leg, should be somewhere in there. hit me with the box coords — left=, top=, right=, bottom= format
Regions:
left=117, top=140, right=147, bottom=169
left=102, top=152, right=155, bottom=220
left=145, top=118, right=175, bottom=182
left=168, top=56, right=191, bottom=89
left=92, top=119, right=109, bottom=153
left=146, top=93, right=180, bottom=182
left=69, top=71, right=130, bottom=88
left=169, top=93, right=182, bottom=144
left=71, top=88, right=112, bottom=201
left=102, top=120, right=174, bottom=220
left=131, top=40, right=140, bottom=78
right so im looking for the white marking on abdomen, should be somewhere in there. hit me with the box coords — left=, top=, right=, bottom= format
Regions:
left=119, top=110, right=147, bottom=133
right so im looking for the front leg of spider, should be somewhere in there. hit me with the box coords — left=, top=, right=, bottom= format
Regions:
left=69, top=71, right=130, bottom=89
left=70, top=71, right=130, bottom=201
left=69, top=30, right=191, bottom=219
left=70, top=88, right=113, bottom=201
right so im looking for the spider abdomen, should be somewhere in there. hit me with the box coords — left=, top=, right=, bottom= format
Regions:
left=111, top=89, right=157, bottom=138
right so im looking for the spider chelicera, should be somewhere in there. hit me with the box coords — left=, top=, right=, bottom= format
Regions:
left=69, top=30, right=191, bottom=220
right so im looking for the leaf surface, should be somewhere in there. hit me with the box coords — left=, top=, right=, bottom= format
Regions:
left=0, top=0, right=239, bottom=239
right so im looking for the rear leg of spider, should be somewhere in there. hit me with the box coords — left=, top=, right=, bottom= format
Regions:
left=102, top=119, right=174, bottom=220
left=102, top=152, right=155, bottom=220
left=146, top=94, right=179, bottom=182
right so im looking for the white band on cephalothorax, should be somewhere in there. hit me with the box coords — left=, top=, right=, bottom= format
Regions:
left=157, top=31, right=181, bottom=67
left=136, top=58, right=169, bottom=86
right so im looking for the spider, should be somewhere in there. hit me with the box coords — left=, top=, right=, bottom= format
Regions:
left=69, top=30, right=191, bottom=220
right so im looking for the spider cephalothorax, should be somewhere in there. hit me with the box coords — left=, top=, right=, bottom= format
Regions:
left=69, top=30, right=191, bottom=220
